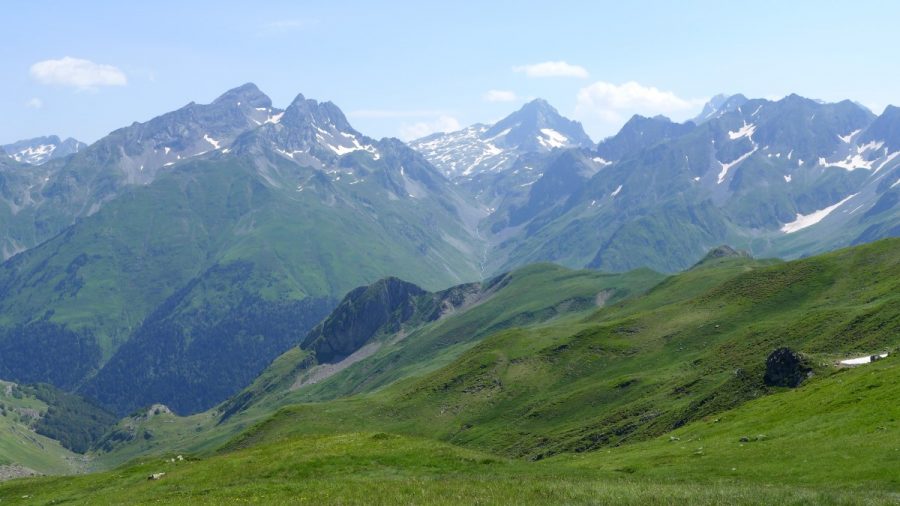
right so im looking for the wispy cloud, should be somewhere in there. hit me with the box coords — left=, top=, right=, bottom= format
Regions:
left=398, top=116, right=461, bottom=141
left=25, top=97, right=43, bottom=109
left=482, top=90, right=518, bottom=102
left=513, top=61, right=588, bottom=79
left=30, top=57, right=127, bottom=90
left=575, top=80, right=705, bottom=124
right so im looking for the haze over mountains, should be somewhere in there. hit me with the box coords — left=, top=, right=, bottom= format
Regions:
left=0, top=83, right=899, bottom=418
left=2, top=136, right=86, bottom=165
left=0, top=77, right=897, bottom=505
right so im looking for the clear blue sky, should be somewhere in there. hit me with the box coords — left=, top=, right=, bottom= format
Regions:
left=4, top=1, right=900, bottom=144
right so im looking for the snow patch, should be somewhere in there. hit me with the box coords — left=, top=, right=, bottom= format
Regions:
left=266, top=112, right=285, bottom=124
left=819, top=154, right=873, bottom=171
left=717, top=147, right=758, bottom=184
left=784, top=174, right=792, bottom=183
left=858, top=140, right=884, bottom=153
left=592, top=157, right=612, bottom=166
left=780, top=193, right=858, bottom=234
left=874, top=151, right=900, bottom=174
left=610, top=184, right=623, bottom=197
left=203, top=134, right=220, bottom=150
left=728, top=122, right=756, bottom=141
left=485, top=128, right=511, bottom=141
left=538, top=128, right=568, bottom=149
left=838, top=129, right=861, bottom=143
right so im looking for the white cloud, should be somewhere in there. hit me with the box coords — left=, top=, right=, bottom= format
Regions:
left=483, top=90, right=518, bottom=102
left=25, top=97, right=43, bottom=109
left=575, top=81, right=705, bottom=125
left=30, top=57, right=127, bottom=90
left=398, top=116, right=461, bottom=141
left=513, top=61, right=589, bottom=79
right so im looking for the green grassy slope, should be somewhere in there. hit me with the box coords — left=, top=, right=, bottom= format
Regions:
left=287, top=263, right=665, bottom=404
left=3, top=240, right=898, bottom=502
left=89, top=263, right=664, bottom=467
left=0, top=150, right=485, bottom=414
left=0, top=382, right=82, bottom=476
left=562, top=356, right=899, bottom=490
left=214, top=239, right=900, bottom=463
left=2, top=357, right=896, bottom=504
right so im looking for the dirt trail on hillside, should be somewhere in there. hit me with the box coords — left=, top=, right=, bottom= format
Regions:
left=291, top=342, right=382, bottom=390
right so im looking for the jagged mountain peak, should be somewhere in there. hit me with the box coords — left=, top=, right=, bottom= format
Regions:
left=485, top=98, right=592, bottom=148
left=411, top=98, right=592, bottom=182
left=693, top=93, right=748, bottom=123
left=211, top=82, right=272, bottom=109
left=858, top=104, right=900, bottom=151
left=2, top=135, right=87, bottom=165
left=595, top=113, right=695, bottom=162
left=281, top=94, right=356, bottom=134
left=511, top=97, right=556, bottom=115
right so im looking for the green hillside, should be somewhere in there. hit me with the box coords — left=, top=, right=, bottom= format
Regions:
left=224, top=240, right=899, bottom=460
left=1, top=358, right=895, bottom=504
left=88, top=262, right=664, bottom=467
left=2, top=239, right=897, bottom=503
left=0, top=382, right=86, bottom=477
left=0, top=148, right=483, bottom=415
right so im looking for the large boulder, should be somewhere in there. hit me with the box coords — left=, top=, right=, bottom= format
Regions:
left=763, top=347, right=813, bottom=387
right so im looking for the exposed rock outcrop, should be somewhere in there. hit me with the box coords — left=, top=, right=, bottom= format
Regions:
left=764, top=347, right=813, bottom=387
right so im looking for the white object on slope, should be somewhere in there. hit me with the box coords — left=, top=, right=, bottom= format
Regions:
left=610, top=184, right=622, bottom=197
left=839, top=353, right=888, bottom=365
left=780, top=193, right=858, bottom=234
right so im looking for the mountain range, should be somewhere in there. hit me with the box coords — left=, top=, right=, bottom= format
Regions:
left=0, top=84, right=482, bottom=415
left=0, top=82, right=897, bottom=501
left=0, top=84, right=898, bottom=419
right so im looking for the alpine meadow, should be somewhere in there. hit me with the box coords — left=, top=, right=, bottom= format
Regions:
left=0, top=2, right=898, bottom=504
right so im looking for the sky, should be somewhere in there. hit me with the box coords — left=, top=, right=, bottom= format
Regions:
left=4, top=1, right=900, bottom=145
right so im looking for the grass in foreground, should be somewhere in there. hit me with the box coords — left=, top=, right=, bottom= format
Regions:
left=0, top=432, right=894, bottom=505
left=3, top=357, right=898, bottom=504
